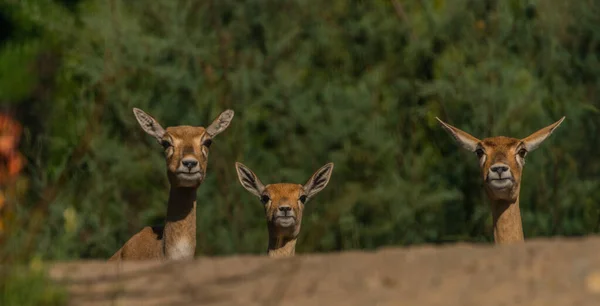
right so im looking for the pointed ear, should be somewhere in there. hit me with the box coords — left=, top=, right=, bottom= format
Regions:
left=521, top=116, right=565, bottom=152
left=436, top=117, right=481, bottom=152
left=235, top=162, right=265, bottom=197
left=133, top=108, right=166, bottom=142
left=206, top=110, right=234, bottom=137
left=303, top=163, right=334, bottom=200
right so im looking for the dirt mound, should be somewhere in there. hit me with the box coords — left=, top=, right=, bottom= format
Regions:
left=50, top=236, right=600, bottom=306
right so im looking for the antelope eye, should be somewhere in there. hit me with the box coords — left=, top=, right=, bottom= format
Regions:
left=518, top=148, right=527, bottom=158
left=203, top=139, right=212, bottom=148
left=260, top=195, right=270, bottom=204
left=160, top=140, right=172, bottom=149
left=299, top=195, right=307, bottom=203
left=475, top=148, right=485, bottom=158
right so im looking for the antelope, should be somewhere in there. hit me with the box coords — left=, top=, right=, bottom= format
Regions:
left=109, top=107, right=234, bottom=261
left=235, top=162, right=334, bottom=257
left=436, top=116, right=565, bottom=244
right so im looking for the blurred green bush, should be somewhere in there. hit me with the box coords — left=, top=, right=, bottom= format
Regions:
left=0, top=0, right=599, bottom=261
left=0, top=259, right=67, bottom=306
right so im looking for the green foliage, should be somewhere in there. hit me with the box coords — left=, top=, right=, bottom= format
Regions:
left=0, top=40, right=40, bottom=102
left=0, top=263, right=67, bottom=306
left=1, top=0, right=600, bottom=261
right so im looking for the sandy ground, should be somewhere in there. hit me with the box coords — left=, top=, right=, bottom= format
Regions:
left=50, top=236, right=600, bottom=306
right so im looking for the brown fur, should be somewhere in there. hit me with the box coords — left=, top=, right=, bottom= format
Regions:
left=264, top=184, right=304, bottom=257
left=267, top=237, right=298, bottom=257
left=437, top=117, right=565, bottom=244
left=479, top=136, right=525, bottom=244
left=235, top=162, right=334, bottom=258
left=109, top=108, right=233, bottom=261
left=479, top=137, right=523, bottom=201
left=162, top=126, right=210, bottom=188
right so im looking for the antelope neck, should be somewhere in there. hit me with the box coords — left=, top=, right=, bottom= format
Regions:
left=267, top=234, right=297, bottom=258
left=489, top=195, right=524, bottom=244
left=163, top=186, right=197, bottom=260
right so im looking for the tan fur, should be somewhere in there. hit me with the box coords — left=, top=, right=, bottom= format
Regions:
left=268, top=237, right=297, bottom=257
left=437, top=117, right=565, bottom=244
left=479, top=137, right=523, bottom=200
left=235, top=162, right=334, bottom=258
left=109, top=108, right=233, bottom=261
left=479, top=137, right=525, bottom=244
left=162, top=127, right=210, bottom=187
left=264, top=184, right=304, bottom=257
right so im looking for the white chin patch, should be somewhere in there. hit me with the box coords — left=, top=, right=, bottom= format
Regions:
left=488, top=179, right=513, bottom=190
left=276, top=217, right=296, bottom=228
left=177, top=173, right=202, bottom=186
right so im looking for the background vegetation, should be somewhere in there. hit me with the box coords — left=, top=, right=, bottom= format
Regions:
left=0, top=260, right=67, bottom=306
left=0, top=0, right=599, bottom=264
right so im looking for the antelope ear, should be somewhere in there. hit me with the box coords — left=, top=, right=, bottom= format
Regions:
left=303, top=163, right=334, bottom=200
left=133, top=108, right=166, bottom=142
left=436, top=117, right=481, bottom=152
left=235, top=162, right=265, bottom=198
left=521, top=116, right=565, bottom=152
left=206, top=110, right=235, bottom=137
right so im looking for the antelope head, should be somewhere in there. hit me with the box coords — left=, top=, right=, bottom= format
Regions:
left=133, top=108, right=234, bottom=188
left=437, top=117, right=565, bottom=201
left=235, top=162, right=334, bottom=239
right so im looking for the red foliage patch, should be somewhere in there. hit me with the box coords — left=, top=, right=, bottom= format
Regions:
left=0, top=113, right=24, bottom=186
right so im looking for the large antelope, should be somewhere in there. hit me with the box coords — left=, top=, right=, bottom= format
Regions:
left=437, top=116, right=565, bottom=244
left=235, top=162, right=334, bottom=257
left=109, top=108, right=234, bottom=261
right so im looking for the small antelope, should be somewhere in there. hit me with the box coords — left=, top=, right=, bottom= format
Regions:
left=437, top=116, right=565, bottom=244
left=109, top=107, right=234, bottom=261
left=235, top=162, right=334, bottom=257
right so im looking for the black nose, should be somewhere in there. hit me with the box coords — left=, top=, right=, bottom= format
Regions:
left=182, top=159, right=198, bottom=169
left=490, top=164, right=509, bottom=174
left=278, top=206, right=292, bottom=213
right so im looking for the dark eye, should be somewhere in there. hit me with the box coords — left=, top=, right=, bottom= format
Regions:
left=475, top=148, right=485, bottom=158
left=260, top=195, right=270, bottom=204
left=202, top=139, right=212, bottom=148
left=161, top=140, right=172, bottom=149
left=299, top=195, right=307, bottom=203
left=518, top=148, right=527, bottom=158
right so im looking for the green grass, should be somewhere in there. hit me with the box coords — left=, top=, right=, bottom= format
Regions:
left=0, top=262, right=67, bottom=306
